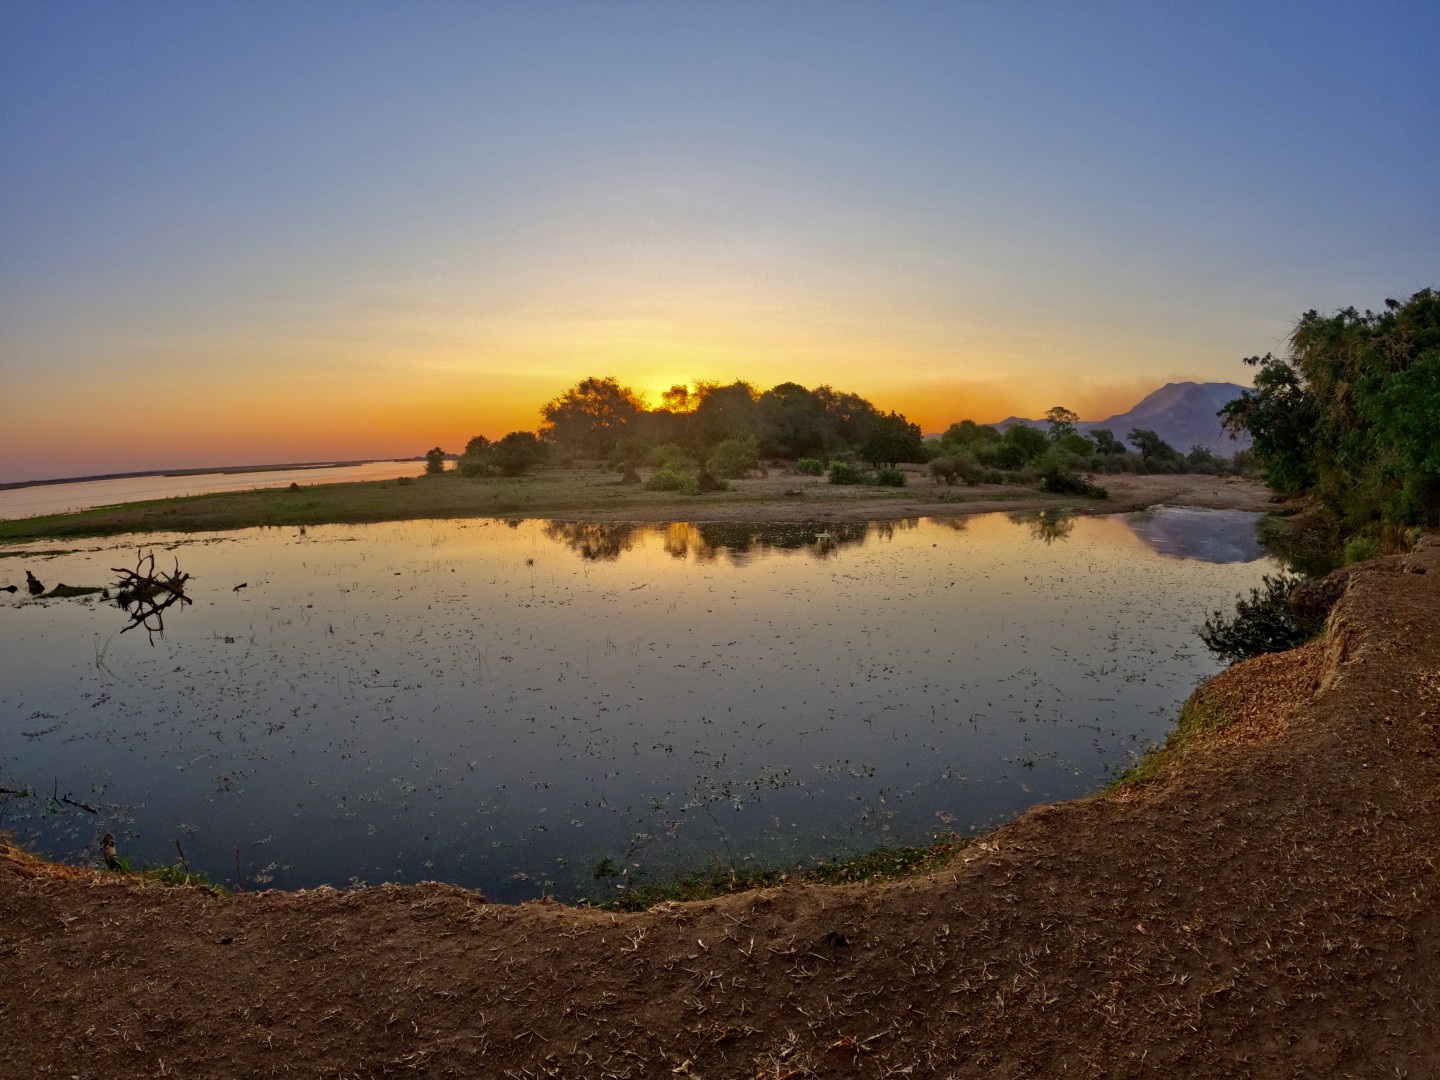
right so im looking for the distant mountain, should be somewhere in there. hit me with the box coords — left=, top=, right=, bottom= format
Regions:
left=995, top=382, right=1251, bottom=456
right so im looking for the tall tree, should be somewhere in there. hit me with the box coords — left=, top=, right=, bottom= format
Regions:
left=939, top=420, right=999, bottom=450
left=1223, top=288, right=1440, bottom=527
left=812, top=385, right=881, bottom=450
left=1128, top=428, right=1182, bottom=469
left=660, top=385, right=695, bottom=413
left=758, top=382, right=828, bottom=458
left=691, top=381, right=761, bottom=447
left=540, top=377, right=643, bottom=457
left=1045, top=406, right=1079, bottom=441
left=859, top=411, right=925, bottom=467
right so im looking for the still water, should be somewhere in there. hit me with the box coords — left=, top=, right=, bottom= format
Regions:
left=0, top=460, right=424, bottom=520
left=1, top=508, right=1272, bottom=903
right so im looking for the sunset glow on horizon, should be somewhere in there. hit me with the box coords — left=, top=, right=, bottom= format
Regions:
left=2, top=2, right=1436, bottom=483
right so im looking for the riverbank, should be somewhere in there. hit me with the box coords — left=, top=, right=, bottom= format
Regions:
left=4, top=537, right=1436, bottom=1077
left=0, top=466, right=1274, bottom=542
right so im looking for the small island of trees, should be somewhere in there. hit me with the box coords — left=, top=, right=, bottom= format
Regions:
left=421, top=286, right=1437, bottom=551
left=428, top=376, right=1235, bottom=498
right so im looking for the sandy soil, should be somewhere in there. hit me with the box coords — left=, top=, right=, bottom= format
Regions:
left=3, top=523, right=1436, bottom=1077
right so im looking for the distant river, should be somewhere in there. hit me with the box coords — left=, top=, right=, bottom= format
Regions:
left=0, top=461, right=425, bottom=520
left=0, top=508, right=1273, bottom=903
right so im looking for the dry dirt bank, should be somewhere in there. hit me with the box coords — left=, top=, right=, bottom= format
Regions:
left=4, top=537, right=1437, bottom=1079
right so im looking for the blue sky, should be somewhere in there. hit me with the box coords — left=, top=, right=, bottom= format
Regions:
left=1, top=1, right=1436, bottom=481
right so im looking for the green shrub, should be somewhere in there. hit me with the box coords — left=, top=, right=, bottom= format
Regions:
left=1343, top=535, right=1381, bottom=564
left=646, top=442, right=693, bottom=470
left=491, top=431, right=549, bottom=476
left=931, top=454, right=985, bottom=485
left=456, top=454, right=497, bottom=478
left=1199, top=573, right=1310, bottom=665
left=828, top=461, right=867, bottom=485
left=794, top=457, right=825, bottom=476
left=707, top=436, right=760, bottom=479
left=875, top=467, right=906, bottom=487
left=929, top=457, right=960, bottom=485
left=1034, top=450, right=1107, bottom=497
left=606, top=438, right=650, bottom=469
left=646, top=465, right=692, bottom=491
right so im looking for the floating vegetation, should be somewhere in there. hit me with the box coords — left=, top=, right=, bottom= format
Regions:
left=0, top=511, right=1278, bottom=903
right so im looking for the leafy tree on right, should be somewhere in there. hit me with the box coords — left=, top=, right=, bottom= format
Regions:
left=1222, top=288, right=1439, bottom=536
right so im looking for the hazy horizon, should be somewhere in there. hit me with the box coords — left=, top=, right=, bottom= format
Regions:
left=3, top=2, right=1436, bottom=484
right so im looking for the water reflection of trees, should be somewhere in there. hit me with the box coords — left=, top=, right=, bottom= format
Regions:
left=930, top=516, right=970, bottom=533
left=542, top=521, right=640, bottom=561
left=1008, top=509, right=1074, bottom=544
left=541, top=520, right=921, bottom=563
left=672, top=522, right=876, bottom=563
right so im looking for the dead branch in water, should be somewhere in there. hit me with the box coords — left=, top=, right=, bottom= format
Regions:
left=111, top=551, right=192, bottom=642
left=52, top=777, right=98, bottom=814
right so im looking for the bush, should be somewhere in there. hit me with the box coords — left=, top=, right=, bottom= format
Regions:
left=1032, top=449, right=1106, bottom=497
left=456, top=454, right=497, bottom=478
left=794, top=458, right=825, bottom=476
left=706, top=436, right=760, bottom=479
left=1199, top=573, right=1311, bottom=665
left=606, top=438, right=651, bottom=469
left=875, top=467, right=906, bottom=487
left=929, top=457, right=960, bottom=485
left=828, top=461, right=867, bottom=485
left=645, top=442, right=693, bottom=470
left=645, top=465, right=692, bottom=491
left=1342, top=535, right=1381, bottom=564
left=491, top=431, right=549, bottom=476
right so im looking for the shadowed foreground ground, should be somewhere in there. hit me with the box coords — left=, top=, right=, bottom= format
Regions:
left=3, top=538, right=1438, bottom=1079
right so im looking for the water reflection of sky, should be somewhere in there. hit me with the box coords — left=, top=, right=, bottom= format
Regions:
left=1121, top=505, right=1269, bottom=562
left=0, top=460, right=423, bottom=520
left=0, top=510, right=1273, bottom=902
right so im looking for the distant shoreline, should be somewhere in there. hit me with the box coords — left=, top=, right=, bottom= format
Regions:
left=0, top=459, right=419, bottom=491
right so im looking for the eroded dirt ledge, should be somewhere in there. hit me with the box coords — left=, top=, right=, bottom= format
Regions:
left=3, top=538, right=1438, bottom=1078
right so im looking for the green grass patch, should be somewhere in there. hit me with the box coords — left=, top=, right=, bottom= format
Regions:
left=593, top=838, right=970, bottom=911
left=107, top=855, right=230, bottom=896
left=41, top=584, right=106, bottom=598
left=1102, top=692, right=1233, bottom=794
left=0, top=467, right=982, bottom=544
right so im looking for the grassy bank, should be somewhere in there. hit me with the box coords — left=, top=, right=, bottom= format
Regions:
left=594, top=838, right=972, bottom=911
left=0, top=467, right=1046, bottom=543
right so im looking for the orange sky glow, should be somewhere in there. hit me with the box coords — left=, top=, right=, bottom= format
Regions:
left=2, top=4, right=1434, bottom=484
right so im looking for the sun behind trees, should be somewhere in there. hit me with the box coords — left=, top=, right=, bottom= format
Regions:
left=443, top=372, right=1249, bottom=491
left=531, top=377, right=918, bottom=469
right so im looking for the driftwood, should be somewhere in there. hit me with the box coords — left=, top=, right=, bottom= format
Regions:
left=102, top=832, right=120, bottom=870
left=53, top=777, right=98, bottom=814
left=112, top=551, right=191, bottom=642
